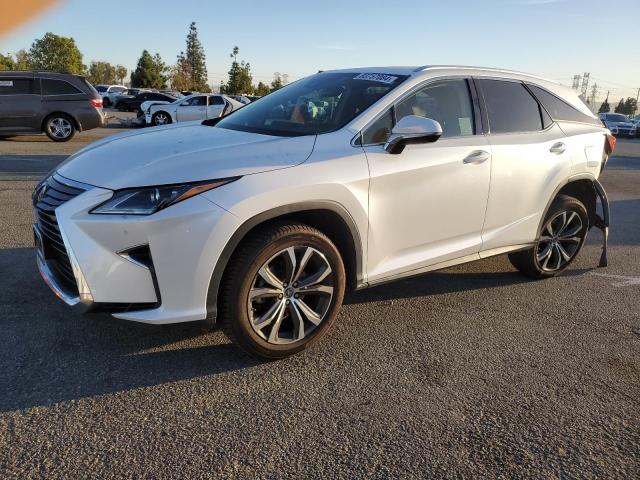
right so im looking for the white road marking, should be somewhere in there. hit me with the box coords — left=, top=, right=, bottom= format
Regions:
left=591, top=273, right=640, bottom=287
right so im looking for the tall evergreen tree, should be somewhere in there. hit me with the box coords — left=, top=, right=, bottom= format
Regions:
left=130, top=50, right=167, bottom=89
left=222, top=46, right=253, bottom=95
left=614, top=98, right=625, bottom=114
left=185, top=22, right=208, bottom=91
left=598, top=99, right=610, bottom=113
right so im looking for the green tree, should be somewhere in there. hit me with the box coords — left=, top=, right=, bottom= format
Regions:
left=270, top=72, right=285, bottom=91
left=598, top=98, right=610, bottom=113
left=87, top=61, right=116, bottom=84
left=130, top=50, right=167, bottom=89
left=221, top=46, right=253, bottom=95
left=14, top=49, right=31, bottom=70
left=254, top=81, right=270, bottom=96
left=0, top=53, right=15, bottom=70
left=169, top=51, right=193, bottom=91
left=185, top=22, right=208, bottom=91
left=623, top=97, right=637, bottom=116
left=115, top=65, right=127, bottom=85
left=614, top=98, right=625, bottom=114
left=28, top=32, right=84, bottom=74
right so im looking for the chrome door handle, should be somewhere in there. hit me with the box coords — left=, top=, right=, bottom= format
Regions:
left=463, top=150, right=491, bottom=164
left=549, top=142, right=566, bottom=154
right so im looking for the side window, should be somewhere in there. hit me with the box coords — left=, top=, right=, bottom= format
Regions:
left=395, top=79, right=475, bottom=137
left=479, top=79, right=542, bottom=134
left=527, top=84, right=599, bottom=125
left=0, top=77, right=34, bottom=95
left=362, top=109, right=394, bottom=144
left=42, top=79, right=81, bottom=95
left=209, top=96, right=225, bottom=105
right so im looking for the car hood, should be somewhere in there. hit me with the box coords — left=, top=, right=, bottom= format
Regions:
left=57, top=123, right=316, bottom=190
left=608, top=121, right=634, bottom=127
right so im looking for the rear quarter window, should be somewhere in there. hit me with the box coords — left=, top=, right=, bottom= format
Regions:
left=527, top=84, right=600, bottom=125
left=42, top=79, right=82, bottom=95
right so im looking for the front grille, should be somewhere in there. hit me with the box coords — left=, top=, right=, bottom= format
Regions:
left=33, top=174, right=86, bottom=295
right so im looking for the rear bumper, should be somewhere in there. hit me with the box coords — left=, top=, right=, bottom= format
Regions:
left=76, top=108, right=104, bottom=131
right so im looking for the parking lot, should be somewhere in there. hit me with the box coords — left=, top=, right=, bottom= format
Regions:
left=0, top=127, right=639, bottom=478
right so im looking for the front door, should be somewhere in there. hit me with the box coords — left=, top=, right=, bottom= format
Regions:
left=363, top=78, right=491, bottom=283
left=177, top=95, right=207, bottom=122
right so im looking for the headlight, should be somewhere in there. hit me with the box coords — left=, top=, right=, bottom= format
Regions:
left=91, top=177, right=239, bottom=215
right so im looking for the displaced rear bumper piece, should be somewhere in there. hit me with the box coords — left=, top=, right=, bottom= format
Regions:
left=591, top=179, right=609, bottom=268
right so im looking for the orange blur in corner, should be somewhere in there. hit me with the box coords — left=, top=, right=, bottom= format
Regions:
left=0, top=0, right=60, bottom=36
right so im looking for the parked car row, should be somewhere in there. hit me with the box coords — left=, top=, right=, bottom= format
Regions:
left=143, top=93, right=244, bottom=126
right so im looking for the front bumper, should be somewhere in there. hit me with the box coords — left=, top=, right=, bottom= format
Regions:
left=34, top=173, right=241, bottom=324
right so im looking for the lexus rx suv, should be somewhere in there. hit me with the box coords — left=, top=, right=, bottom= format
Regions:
left=33, top=66, right=613, bottom=358
left=0, top=71, right=103, bottom=141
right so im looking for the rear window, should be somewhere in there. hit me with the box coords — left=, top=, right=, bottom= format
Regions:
left=95, top=85, right=107, bottom=92
left=527, top=84, right=599, bottom=125
left=479, top=79, right=543, bottom=134
left=0, top=77, right=35, bottom=95
left=42, top=79, right=82, bottom=95
left=209, top=95, right=225, bottom=105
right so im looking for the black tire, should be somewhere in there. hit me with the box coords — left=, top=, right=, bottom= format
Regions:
left=117, top=103, right=128, bottom=112
left=509, top=195, right=588, bottom=279
left=220, top=223, right=346, bottom=359
left=44, top=113, right=76, bottom=142
left=103, top=97, right=111, bottom=108
left=152, top=111, right=172, bottom=126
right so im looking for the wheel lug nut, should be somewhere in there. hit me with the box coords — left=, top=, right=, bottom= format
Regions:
left=294, top=293, right=299, bottom=299
left=278, top=294, right=283, bottom=299
left=293, top=282, right=298, bottom=287
left=286, top=299, right=290, bottom=305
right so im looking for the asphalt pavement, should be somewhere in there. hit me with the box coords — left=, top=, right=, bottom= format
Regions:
left=0, top=130, right=638, bottom=478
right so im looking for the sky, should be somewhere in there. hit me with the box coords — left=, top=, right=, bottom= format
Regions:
left=1, top=0, right=639, bottom=103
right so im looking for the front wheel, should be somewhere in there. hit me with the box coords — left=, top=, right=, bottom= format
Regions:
left=509, top=195, right=588, bottom=279
left=152, top=111, right=172, bottom=126
left=220, top=224, right=346, bottom=359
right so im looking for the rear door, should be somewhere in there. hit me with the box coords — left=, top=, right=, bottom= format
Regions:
left=476, top=78, right=572, bottom=252
left=0, top=75, right=40, bottom=131
left=176, top=95, right=207, bottom=121
left=207, top=95, right=226, bottom=118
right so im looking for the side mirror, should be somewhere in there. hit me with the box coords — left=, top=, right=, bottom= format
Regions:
left=384, top=115, right=443, bottom=154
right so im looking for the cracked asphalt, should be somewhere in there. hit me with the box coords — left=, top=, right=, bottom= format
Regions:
left=0, top=129, right=638, bottom=479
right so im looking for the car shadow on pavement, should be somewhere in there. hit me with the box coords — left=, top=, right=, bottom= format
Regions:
left=0, top=247, right=260, bottom=412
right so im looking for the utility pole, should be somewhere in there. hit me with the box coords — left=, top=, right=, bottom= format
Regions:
left=635, top=87, right=639, bottom=117
left=590, top=83, right=598, bottom=105
left=581, top=72, right=590, bottom=97
left=572, top=75, right=581, bottom=90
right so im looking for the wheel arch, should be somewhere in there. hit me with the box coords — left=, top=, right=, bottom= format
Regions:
left=539, top=174, right=599, bottom=232
left=205, top=201, right=364, bottom=323
left=41, top=111, right=80, bottom=133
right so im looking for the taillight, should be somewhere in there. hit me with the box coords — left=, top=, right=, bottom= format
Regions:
left=605, top=133, right=616, bottom=155
left=89, top=98, right=103, bottom=109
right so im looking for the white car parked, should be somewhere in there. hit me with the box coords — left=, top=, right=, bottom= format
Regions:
left=93, top=84, right=127, bottom=107
left=34, top=66, right=613, bottom=359
left=144, top=93, right=242, bottom=126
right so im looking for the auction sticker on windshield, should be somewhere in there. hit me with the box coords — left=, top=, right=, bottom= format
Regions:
left=353, top=73, right=399, bottom=84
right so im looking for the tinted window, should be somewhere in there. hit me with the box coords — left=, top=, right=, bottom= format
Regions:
left=209, top=95, right=225, bottom=105
left=0, top=77, right=34, bottom=95
left=95, top=85, right=107, bottom=92
left=362, top=109, right=394, bottom=144
left=479, top=79, right=542, bottom=133
left=605, top=114, right=628, bottom=122
left=396, top=79, right=475, bottom=137
left=42, top=79, right=82, bottom=95
left=527, top=84, right=598, bottom=125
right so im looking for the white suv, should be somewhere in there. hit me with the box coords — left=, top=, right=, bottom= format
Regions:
left=33, top=66, right=614, bottom=358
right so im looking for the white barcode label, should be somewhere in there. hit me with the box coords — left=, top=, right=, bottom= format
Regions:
left=0, top=80, right=14, bottom=87
left=353, top=73, right=398, bottom=84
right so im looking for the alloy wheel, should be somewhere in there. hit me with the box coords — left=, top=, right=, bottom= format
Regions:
left=248, top=246, right=334, bottom=345
left=49, top=117, right=72, bottom=139
left=154, top=113, right=169, bottom=125
left=537, top=210, right=584, bottom=272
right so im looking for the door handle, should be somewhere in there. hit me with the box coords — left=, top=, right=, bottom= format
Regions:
left=549, top=142, right=566, bottom=154
left=463, top=150, right=490, bottom=164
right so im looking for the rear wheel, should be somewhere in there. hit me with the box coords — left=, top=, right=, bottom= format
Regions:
left=220, top=224, right=345, bottom=359
left=103, top=97, right=111, bottom=108
left=509, top=195, right=588, bottom=278
left=44, top=114, right=75, bottom=142
left=152, top=111, right=172, bottom=126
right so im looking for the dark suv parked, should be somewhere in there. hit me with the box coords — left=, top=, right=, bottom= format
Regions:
left=0, top=71, right=103, bottom=142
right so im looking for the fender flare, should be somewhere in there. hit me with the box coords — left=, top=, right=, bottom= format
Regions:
left=205, top=201, right=364, bottom=323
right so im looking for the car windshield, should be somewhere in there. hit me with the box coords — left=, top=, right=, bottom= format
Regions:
left=607, top=114, right=628, bottom=122
left=95, top=85, right=107, bottom=92
left=216, top=72, right=408, bottom=136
